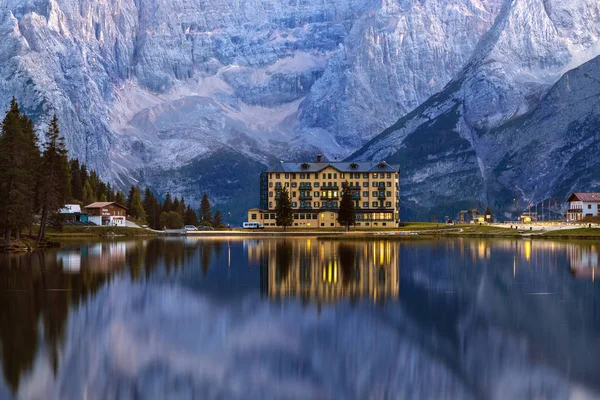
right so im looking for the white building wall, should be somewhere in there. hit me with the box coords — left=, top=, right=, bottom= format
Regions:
left=88, top=216, right=102, bottom=226
left=582, top=202, right=599, bottom=217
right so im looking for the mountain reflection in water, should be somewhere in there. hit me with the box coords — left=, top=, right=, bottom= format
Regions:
left=0, top=238, right=599, bottom=399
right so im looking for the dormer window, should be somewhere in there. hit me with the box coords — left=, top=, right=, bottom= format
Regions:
left=350, top=162, right=358, bottom=169
left=301, top=162, right=310, bottom=170
left=378, top=162, right=386, bottom=169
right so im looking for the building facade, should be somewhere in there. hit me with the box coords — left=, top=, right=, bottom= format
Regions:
left=566, top=193, right=600, bottom=221
left=84, top=202, right=128, bottom=226
left=248, top=158, right=400, bottom=228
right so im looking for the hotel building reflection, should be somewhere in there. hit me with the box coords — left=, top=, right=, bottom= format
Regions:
left=568, top=244, right=599, bottom=281
left=256, top=239, right=399, bottom=303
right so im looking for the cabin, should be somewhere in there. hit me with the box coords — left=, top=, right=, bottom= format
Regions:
left=520, top=212, right=538, bottom=223
left=84, top=202, right=127, bottom=226
left=459, top=209, right=480, bottom=223
left=566, top=193, right=600, bottom=222
left=58, top=204, right=88, bottom=223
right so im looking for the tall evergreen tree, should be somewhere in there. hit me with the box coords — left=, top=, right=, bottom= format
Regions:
left=129, top=186, right=146, bottom=224
left=82, top=179, right=94, bottom=205
left=275, top=188, right=293, bottom=231
left=337, top=181, right=356, bottom=231
left=199, top=193, right=212, bottom=223
left=213, top=210, right=223, bottom=228
left=162, top=192, right=173, bottom=213
left=184, top=206, right=199, bottom=226
left=0, top=98, right=40, bottom=241
left=143, top=188, right=160, bottom=230
left=177, top=197, right=186, bottom=218
left=37, top=115, right=70, bottom=241
left=115, top=191, right=126, bottom=207
left=126, top=185, right=136, bottom=211
left=172, top=197, right=181, bottom=217
left=69, top=159, right=83, bottom=202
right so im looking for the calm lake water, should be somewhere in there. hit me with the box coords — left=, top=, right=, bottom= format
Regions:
left=0, top=237, right=599, bottom=399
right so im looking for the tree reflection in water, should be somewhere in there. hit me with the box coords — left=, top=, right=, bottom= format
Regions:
left=0, top=238, right=600, bottom=398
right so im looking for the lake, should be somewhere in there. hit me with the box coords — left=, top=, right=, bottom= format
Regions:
left=0, top=237, right=599, bottom=399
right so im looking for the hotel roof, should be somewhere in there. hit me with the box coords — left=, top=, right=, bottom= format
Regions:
left=568, top=193, right=600, bottom=202
left=267, top=161, right=400, bottom=173
left=84, top=202, right=128, bottom=209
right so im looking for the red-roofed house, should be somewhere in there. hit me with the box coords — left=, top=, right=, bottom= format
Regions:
left=566, top=193, right=600, bottom=221
left=84, top=202, right=128, bottom=226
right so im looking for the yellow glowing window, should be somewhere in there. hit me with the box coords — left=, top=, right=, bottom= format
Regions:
left=321, top=213, right=325, bottom=220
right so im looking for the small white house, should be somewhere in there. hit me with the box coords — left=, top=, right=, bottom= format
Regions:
left=566, top=193, right=600, bottom=221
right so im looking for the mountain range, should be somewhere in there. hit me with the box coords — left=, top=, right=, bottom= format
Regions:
left=1, top=0, right=599, bottom=220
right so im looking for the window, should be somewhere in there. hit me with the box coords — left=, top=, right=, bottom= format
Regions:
left=269, top=182, right=273, bottom=188
left=387, top=182, right=391, bottom=187
left=333, top=173, right=337, bottom=179
left=363, top=173, right=368, bottom=178
left=269, top=192, right=273, bottom=197
left=322, top=173, right=326, bottom=179
left=588, top=204, right=592, bottom=209
left=284, top=173, right=289, bottom=179
left=300, top=214, right=305, bottom=219
left=292, top=202, right=297, bottom=207
left=264, top=214, right=270, bottom=220
left=380, top=173, right=385, bottom=178
left=387, top=191, right=391, bottom=197
left=314, top=182, right=320, bottom=187
left=386, top=201, right=392, bottom=207
left=314, top=201, right=320, bottom=207
left=292, top=182, right=297, bottom=188
left=372, top=202, right=378, bottom=207
left=363, top=182, right=369, bottom=187
left=362, top=191, right=368, bottom=197
left=373, top=173, right=377, bottom=178
left=276, top=173, right=280, bottom=179
left=315, top=173, right=319, bottom=179
left=271, top=214, right=275, bottom=219
left=285, top=182, right=289, bottom=187
left=294, top=214, right=299, bottom=219
left=251, top=214, right=257, bottom=220
left=328, top=173, right=332, bottom=179
left=340, top=173, right=344, bottom=179
left=387, top=173, right=391, bottom=178
left=314, top=192, right=320, bottom=197
left=372, top=182, right=377, bottom=187
left=268, top=202, right=272, bottom=208
left=363, top=202, right=369, bottom=208
left=300, top=173, right=305, bottom=179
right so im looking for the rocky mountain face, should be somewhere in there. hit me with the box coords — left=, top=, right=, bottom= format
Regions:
left=0, top=0, right=503, bottom=218
left=353, top=0, right=600, bottom=220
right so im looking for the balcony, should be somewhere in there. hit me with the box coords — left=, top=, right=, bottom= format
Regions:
left=321, top=184, right=339, bottom=190
left=321, top=195, right=339, bottom=200
left=299, top=195, right=313, bottom=200
left=299, top=183, right=312, bottom=189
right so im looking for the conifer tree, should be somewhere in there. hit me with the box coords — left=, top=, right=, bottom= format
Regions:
left=173, top=197, right=180, bottom=217
left=37, top=115, right=70, bottom=241
left=143, top=188, right=160, bottom=230
left=115, top=191, right=126, bottom=207
left=162, top=192, right=173, bottom=213
left=184, top=206, right=199, bottom=226
left=213, top=210, right=223, bottom=228
left=177, top=197, right=186, bottom=218
left=69, top=159, right=83, bottom=201
left=126, top=185, right=136, bottom=211
left=0, top=98, right=40, bottom=241
left=129, top=186, right=146, bottom=223
left=82, top=179, right=94, bottom=205
left=337, top=181, right=356, bottom=231
left=199, top=193, right=212, bottom=223
left=275, top=188, right=293, bottom=231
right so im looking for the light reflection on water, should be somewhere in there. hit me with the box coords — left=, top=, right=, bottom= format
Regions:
left=0, top=238, right=599, bottom=399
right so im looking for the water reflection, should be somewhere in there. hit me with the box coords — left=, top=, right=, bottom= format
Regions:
left=254, top=239, right=399, bottom=303
left=0, top=238, right=599, bottom=398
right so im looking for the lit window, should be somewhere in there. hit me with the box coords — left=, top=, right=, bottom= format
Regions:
left=321, top=213, right=325, bottom=220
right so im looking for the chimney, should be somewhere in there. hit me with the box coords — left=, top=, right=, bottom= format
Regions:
left=316, top=154, right=322, bottom=163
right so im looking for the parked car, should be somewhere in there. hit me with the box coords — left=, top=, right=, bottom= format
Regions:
left=184, top=225, right=198, bottom=231
left=243, top=222, right=265, bottom=229
left=197, top=225, right=215, bottom=231
left=142, top=225, right=148, bottom=229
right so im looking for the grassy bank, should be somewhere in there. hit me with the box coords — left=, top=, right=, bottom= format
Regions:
left=538, top=228, right=600, bottom=239
left=46, top=225, right=156, bottom=239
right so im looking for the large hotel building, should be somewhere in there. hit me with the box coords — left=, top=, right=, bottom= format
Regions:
left=248, top=156, right=400, bottom=228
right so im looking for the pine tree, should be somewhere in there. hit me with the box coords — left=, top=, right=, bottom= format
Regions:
left=177, top=197, right=186, bottom=218
left=337, top=181, right=356, bottom=231
left=82, top=179, right=94, bottom=205
left=213, top=210, right=223, bottom=228
left=129, top=186, right=146, bottom=224
left=69, top=159, right=83, bottom=202
left=173, top=197, right=180, bottom=217
left=275, top=188, right=293, bottom=231
left=143, top=188, right=160, bottom=230
left=162, top=192, right=173, bottom=213
left=0, top=98, right=40, bottom=242
left=37, top=115, right=71, bottom=241
left=115, top=191, right=126, bottom=207
left=199, top=193, right=212, bottom=223
left=184, top=206, right=199, bottom=226
left=126, top=185, right=135, bottom=211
